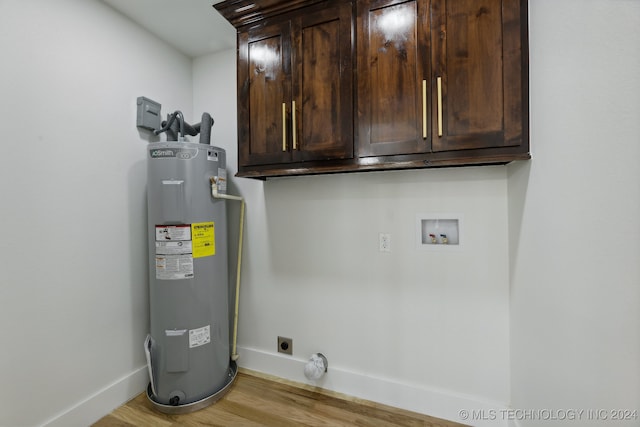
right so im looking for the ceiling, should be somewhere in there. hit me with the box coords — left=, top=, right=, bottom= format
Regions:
left=102, top=0, right=236, bottom=58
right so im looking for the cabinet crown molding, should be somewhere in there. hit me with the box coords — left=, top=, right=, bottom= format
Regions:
left=215, top=0, right=326, bottom=28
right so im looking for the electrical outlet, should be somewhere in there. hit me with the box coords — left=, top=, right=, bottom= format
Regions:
left=379, top=233, right=391, bottom=252
left=277, top=336, right=293, bottom=355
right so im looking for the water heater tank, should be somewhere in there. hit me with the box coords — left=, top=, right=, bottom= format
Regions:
left=145, top=141, right=233, bottom=411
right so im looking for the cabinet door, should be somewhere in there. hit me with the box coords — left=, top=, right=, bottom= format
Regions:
left=292, top=1, right=354, bottom=161
left=431, top=0, right=524, bottom=151
left=357, top=0, right=431, bottom=157
left=238, top=22, right=293, bottom=167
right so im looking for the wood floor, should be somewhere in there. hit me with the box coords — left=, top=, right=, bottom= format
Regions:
left=93, top=370, right=467, bottom=426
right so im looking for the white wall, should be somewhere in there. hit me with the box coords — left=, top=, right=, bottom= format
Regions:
left=0, top=1, right=192, bottom=426
left=194, top=50, right=513, bottom=424
left=509, top=1, right=640, bottom=426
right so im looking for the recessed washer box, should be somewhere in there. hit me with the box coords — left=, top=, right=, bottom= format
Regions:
left=416, top=214, right=463, bottom=250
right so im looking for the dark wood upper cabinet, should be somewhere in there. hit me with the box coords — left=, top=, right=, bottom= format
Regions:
left=233, top=0, right=353, bottom=173
left=293, top=4, right=354, bottom=162
left=357, top=0, right=431, bottom=157
left=216, top=0, right=529, bottom=179
left=358, top=0, right=528, bottom=157
left=238, top=21, right=292, bottom=167
left=430, top=0, right=525, bottom=153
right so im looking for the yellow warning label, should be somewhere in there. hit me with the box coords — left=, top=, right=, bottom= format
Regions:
left=191, top=222, right=215, bottom=258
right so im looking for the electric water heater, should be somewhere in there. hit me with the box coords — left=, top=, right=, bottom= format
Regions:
left=145, top=141, right=234, bottom=411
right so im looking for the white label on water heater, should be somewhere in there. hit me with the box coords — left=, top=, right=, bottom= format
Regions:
left=189, top=325, right=211, bottom=348
left=217, top=168, right=227, bottom=193
left=155, top=254, right=194, bottom=280
left=155, top=240, right=192, bottom=255
left=155, top=225, right=191, bottom=241
left=155, top=225, right=195, bottom=279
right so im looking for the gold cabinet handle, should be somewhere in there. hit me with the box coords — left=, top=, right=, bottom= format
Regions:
left=292, top=100, right=297, bottom=150
left=422, top=80, right=427, bottom=139
left=282, top=102, right=287, bottom=151
left=437, top=77, right=443, bottom=137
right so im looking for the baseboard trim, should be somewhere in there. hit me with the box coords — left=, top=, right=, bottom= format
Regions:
left=40, top=366, right=148, bottom=427
left=236, top=346, right=512, bottom=427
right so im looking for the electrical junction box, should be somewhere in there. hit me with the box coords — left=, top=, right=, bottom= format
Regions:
left=137, top=96, right=161, bottom=131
